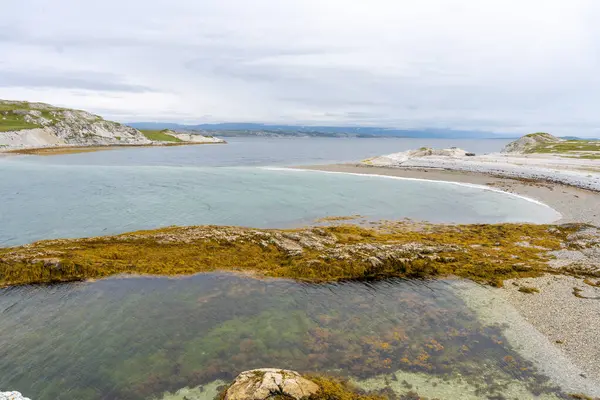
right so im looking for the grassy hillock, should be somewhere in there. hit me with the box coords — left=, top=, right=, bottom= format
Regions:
left=525, top=133, right=599, bottom=153
left=0, top=101, right=62, bottom=132
left=140, top=129, right=183, bottom=142
left=503, top=132, right=600, bottom=158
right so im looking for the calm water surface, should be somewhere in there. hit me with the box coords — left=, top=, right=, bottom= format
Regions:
left=0, top=274, right=563, bottom=400
left=0, top=138, right=559, bottom=246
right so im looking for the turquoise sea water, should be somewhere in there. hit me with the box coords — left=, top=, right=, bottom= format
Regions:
left=0, top=138, right=559, bottom=246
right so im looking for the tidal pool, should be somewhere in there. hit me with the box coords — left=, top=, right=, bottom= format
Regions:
left=0, top=274, right=566, bottom=400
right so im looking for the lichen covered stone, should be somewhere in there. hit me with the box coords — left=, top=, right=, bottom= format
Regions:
left=224, top=369, right=320, bottom=400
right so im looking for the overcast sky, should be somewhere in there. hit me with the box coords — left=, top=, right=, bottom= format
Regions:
left=1, top=0, right=599, bottom=136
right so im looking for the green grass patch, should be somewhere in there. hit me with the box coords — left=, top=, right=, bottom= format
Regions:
left=566, top=154, right=600, bottom=160
left=0, top=102, right=31, bottom=112
left=0, top=101, right=77, bottom=132
left=0, top=112, right=41, bottom=132
left=527, top=140, right=600, bottom=154
left=140, top=129, right=183, bottom=142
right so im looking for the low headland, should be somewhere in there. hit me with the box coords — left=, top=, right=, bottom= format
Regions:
left=362, top=132, right=600, bottom=191
left=0, top=100, right=225, bottom=154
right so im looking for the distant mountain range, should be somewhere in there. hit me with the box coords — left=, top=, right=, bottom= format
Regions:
left=127, top=122, right=515, bottom=139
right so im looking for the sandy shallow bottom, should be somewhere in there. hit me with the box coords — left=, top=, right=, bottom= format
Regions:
left=297, top=164, right=600, bottom=226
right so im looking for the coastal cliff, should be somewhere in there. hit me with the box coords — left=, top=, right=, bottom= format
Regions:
left=0, top=100, right=151, bottom=149
left=0, top=100, right=225, bottom=150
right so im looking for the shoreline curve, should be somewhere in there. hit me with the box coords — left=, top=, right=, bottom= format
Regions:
left=263, top=166, right=560, bottom=213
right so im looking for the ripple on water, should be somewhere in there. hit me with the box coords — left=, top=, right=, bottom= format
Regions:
left=0, top=163, right=561, bottom=246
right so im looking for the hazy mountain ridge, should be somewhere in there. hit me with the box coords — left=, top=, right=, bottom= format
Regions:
left=128, top=122, right=513, bottom=139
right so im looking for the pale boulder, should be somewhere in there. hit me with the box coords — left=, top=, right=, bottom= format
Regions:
left=224, top=369, right=320, bottom=400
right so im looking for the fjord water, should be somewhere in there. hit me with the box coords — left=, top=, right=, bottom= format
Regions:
left=0, top=138, right=559, bottom=246
left=0, top=274, right=563, bottom=400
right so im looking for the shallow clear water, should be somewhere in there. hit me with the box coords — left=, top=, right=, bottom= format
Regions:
left=0, top=138, right=559, bottom=246
left=0, top=274, right=562, bottom=400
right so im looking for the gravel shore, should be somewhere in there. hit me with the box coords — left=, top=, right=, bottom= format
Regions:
left=454, top=280, right=600, bottom=398
left=366, top=152, right=600, bottom=192
left=503, top=275, right=600, bottom=384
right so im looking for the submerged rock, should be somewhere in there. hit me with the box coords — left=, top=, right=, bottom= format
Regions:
left=224, top=369, right=320, bottom=400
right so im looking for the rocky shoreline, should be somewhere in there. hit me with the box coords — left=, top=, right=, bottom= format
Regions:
left=364, top=151, right=600, bottom=192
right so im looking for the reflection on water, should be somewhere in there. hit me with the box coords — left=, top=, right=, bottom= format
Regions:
left=0, top=274, right=562, bottom=400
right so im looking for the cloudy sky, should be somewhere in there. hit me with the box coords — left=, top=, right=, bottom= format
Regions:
left=1, top=0, right=599, bottom=136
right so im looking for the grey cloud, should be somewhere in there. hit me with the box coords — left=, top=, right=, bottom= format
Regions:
left=0, top=70, right=154, bottom=93
left=1, top=0, right=600, bottom=136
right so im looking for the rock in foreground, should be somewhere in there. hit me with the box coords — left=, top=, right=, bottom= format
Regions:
left=0, top=392, right=31, bottom=400
left=224, top=369, right=320, bottom=400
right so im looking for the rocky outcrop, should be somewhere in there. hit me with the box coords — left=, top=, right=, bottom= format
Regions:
left=0, top=391, right=31, bottom=400
left=0, top=100, right=151, bottom=149
left=170, top=131, right=226, bottom=144
left=224, top=369, right=320, bottom=400
left=501, top=132, right=562, bottom=154
left=366, top=147, right=469, bottom=166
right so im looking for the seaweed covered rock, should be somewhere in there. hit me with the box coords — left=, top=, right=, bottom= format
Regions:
left=224, top=369, right=320, bottom=400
